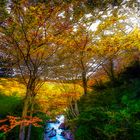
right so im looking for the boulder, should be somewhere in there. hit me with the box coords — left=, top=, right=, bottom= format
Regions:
left=48, top=128, right=56, bottom=137
left=45, top=128, right=52, bottom=133
left=61, top=130, right=74, bottom=140
left=61, top=130, right=66, bottom=136
left=59, top=123, right=65, bottom=129
left=55, top=118, right=60, bottom=124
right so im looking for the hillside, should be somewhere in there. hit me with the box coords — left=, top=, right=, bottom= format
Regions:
left=73, top=63, right=140, bottom=140
left=0, top=78, right=83, bottom=115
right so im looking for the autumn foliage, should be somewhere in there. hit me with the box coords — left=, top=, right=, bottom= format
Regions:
left=0, top=115, right=42, bottom=133
left=0, top=0, right=140, bottom=140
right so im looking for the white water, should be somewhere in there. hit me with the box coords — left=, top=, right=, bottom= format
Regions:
left=44, top=115, right=66, bottom=140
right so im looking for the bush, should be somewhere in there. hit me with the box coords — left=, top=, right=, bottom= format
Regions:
left=74, top=73, right=140, bottom=140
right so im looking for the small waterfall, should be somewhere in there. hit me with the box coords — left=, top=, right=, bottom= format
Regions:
left=44, top=115, right=66, bottom=140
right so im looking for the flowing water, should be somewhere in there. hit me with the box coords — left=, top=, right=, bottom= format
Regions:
left=44, top=115, right=66, bottom=140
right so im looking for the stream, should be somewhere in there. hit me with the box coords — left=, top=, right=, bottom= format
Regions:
left=44, top=115, right=66, bottom=140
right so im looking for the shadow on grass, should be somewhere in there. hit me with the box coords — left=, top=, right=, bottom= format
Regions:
left=0, top=92, right=22, bottom=117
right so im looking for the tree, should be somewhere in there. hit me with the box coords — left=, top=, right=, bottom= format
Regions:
left=95, top=25, right=140, bottom=85
left=52, top=23, right=102, bottom=95
left=0, top=0, right=8, bottom=24
left=0, top=55, right=13, bottom=77
left=0, top=0, right=139, bottom=139
left=0, top=1, right=73, bottom=139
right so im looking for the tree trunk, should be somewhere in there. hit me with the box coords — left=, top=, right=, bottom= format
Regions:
left=74, top=101, right=79, bottom=115
left=69, top=101, right=77, bottom=118
left=82, top=71, right=87, bottom=95
left=19, top=87, right=33, bottom=140
left=26, top=98, right=34, bottom=140
left=19, top=96, right=30, bottom=140
left=26, top=124, right=32, bottom=140
left=109, top=59, right=117, bottom=85
left=103, top=58, right=117, bottom=85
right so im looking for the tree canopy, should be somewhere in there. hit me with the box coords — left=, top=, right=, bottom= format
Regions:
left=0, top=0, right=140, bottom=140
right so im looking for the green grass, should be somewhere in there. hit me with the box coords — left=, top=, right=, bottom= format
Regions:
left=0, top=92, right=22, bottom=116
